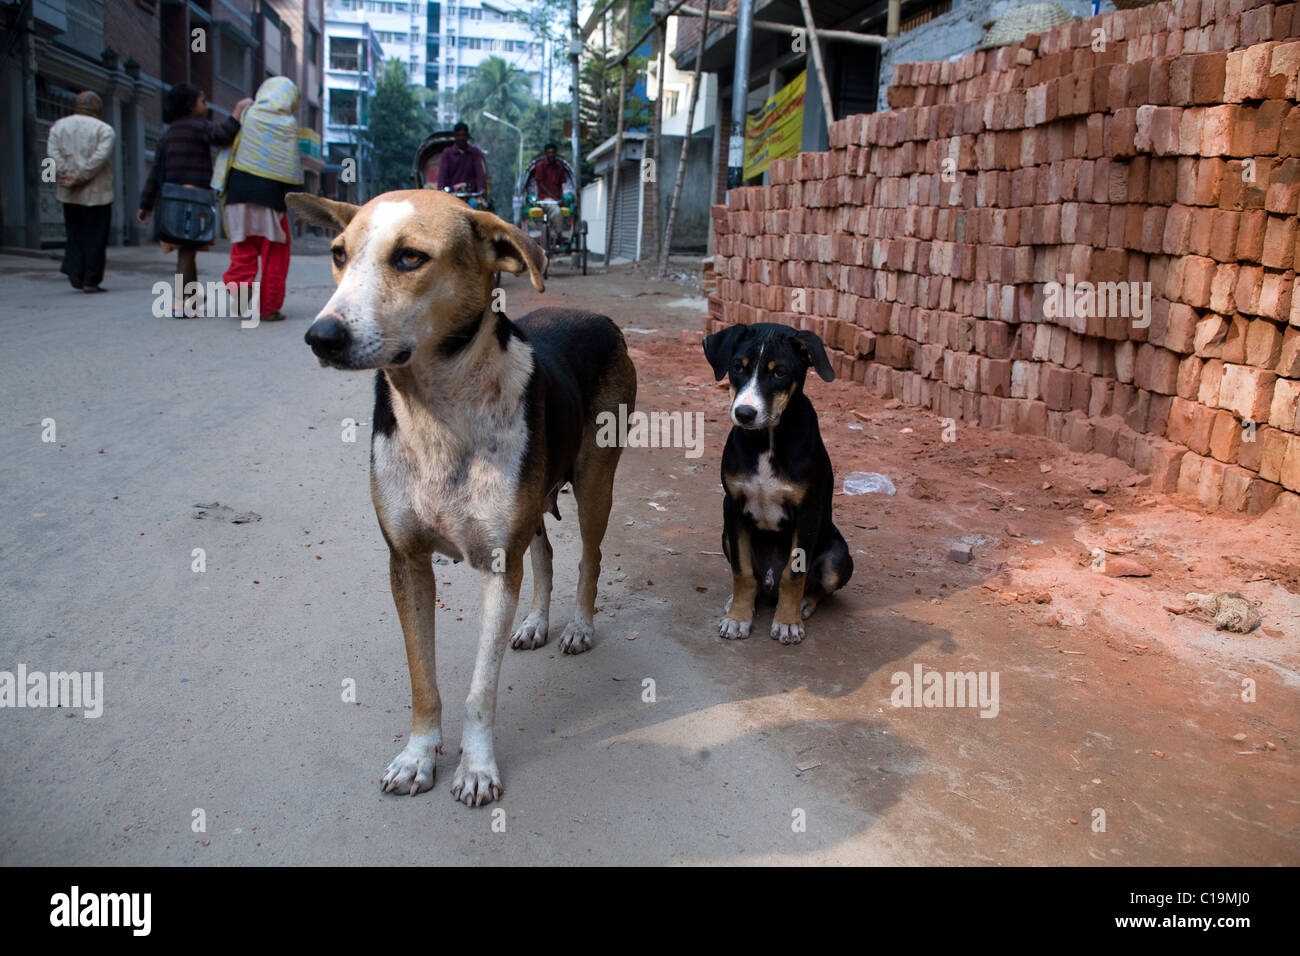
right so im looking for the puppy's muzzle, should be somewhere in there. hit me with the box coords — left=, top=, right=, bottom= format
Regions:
left=305, top=315, right=351, bottom=361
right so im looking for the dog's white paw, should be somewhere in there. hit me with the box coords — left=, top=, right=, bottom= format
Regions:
left=719, top=616, right=752, bottom=639
left=770, top=620, right=806, bottom=645
left=450, top=758, right=502, bottom=807
left=380, top=736, right=440, bottom=795
left=510, top=611, right=549, bottom=650
left=559, top=617, right=594, bottom=654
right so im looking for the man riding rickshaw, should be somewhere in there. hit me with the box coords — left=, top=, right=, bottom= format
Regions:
left=522, top=143, right=576, bottom=254
left=412, top=123, right=493, bottom=212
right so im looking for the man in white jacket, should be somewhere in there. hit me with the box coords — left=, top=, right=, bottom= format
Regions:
left=47, top=91, right=116, bottom=292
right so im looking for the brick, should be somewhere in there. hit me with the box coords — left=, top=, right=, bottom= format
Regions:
left=1199, top=105, right=1237, bottom=155
left=1220, top=465, right=1254, bottom=511
left=1181, top=255, right=1216, bottom=306
left=1236, top=210, right=1267, bottom=261
left=1278, top=326, right=1300, bottom=376
left=1177, top=355, right=1203, bottom=399
left=1219, top=363, right=1279, bottom=421
left=1209, top=409, right=1243, bottom=461
left=1246, top=318, right=1285, bottom=366
left=1177, top=451, right=1207, bottom=499
left=1282, top=435, right=1300, bottom=491
left=1247, top=480, right=1284, bottom=515
left=1196, top=456, right=1228, bottom=508
left=1259, top=425, right=1291, bottom=481
left=1269, top=377, right=1300, bottom=431
left=1199, top=358, right=1227, bottom=405
left=1191, top=51, right=1228, bottom=103
left=1262, top=214, right=1298, bottom=268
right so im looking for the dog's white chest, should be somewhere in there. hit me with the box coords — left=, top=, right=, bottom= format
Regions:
left=730, top=452, right=798, bottom=531
left=372, top=405, right=527, bottom=558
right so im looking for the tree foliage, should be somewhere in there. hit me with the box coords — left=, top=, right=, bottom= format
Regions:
left=364, top=58, right=434, bottom=196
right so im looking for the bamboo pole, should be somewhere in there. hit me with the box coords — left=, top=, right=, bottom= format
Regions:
left=798, top=0, right=834, bottom=134
left=673, top=6, right=886, bottom=45
left=659, top=0, right=711, bottom=276
left=650, top=20, right=667, bottom=263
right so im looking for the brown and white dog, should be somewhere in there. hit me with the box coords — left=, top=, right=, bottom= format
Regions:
left=286, top=189, right=636, bottom=806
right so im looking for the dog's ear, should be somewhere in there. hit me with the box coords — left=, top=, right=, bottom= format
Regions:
left=286, top=193, right=358, bottom=231
left=470, top=210, right=547, bottom=292
left=793, top=329, right=835, bottom=382
left=702, top=324, right=748, bottom=381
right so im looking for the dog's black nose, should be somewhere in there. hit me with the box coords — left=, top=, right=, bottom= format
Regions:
left=305, top=316, right=350, bottom=357
left=734, top=404, right=758, bottom=425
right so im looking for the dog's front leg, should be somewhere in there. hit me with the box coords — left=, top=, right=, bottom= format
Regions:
left=771, top=509, right=822, bottom=645
left=452, top=558, right=523, bottom=806
left=381, top=550, right=443, bottom=795
left=719, top=500, right=756, bottom=640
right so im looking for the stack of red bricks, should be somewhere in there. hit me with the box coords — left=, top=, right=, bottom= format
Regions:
left=705, top=0, right=1300, bottom=516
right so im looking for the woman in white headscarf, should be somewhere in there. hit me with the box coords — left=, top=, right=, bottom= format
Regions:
left=219, top=76, right=303, bottom=322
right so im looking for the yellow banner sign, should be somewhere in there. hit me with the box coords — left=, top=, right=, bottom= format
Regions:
left=743, top=70, right=806, bottom=180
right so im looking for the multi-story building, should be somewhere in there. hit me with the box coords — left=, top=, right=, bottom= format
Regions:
left=326, top=0, right=546, bottom=126
left=322, top=13, right=383, bottom=200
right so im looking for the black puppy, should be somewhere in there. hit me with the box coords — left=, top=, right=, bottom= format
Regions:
left=702, top=323, right=853, bottom=644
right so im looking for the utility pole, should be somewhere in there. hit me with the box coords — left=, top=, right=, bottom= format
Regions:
left=726, top=0, right=753, bottom=191
left=20, top=0, right=41, bottom=248
left=569, top=0, right=581, bottom=195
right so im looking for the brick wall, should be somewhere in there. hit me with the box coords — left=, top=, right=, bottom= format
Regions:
left=705, top=0, right=1300, bottom=517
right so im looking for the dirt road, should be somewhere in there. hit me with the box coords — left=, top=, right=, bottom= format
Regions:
left=1, top=244, right=1295, bottom=864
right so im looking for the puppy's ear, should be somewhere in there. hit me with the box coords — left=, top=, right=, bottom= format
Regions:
left=470, top=210, right=547, bottom=292
left=702, top=324, right=748, bottom=381
left=286, top=193, right=358, bottom=231
left=793, top=329, right=835, bottom=382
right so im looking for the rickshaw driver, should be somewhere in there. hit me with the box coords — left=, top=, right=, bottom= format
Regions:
left=438, top=122, right=487, bottom=196
left=534, top=142, right=569, bottom=247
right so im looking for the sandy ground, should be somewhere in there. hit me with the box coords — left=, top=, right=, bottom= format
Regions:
left=0, top=240, right=1296, bottom=866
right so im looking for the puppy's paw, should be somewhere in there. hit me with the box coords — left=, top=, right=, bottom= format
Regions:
left=380, top=736, right=440, bottom=795
left=770, top=619, right=806, bottom=645
left=451, top=758, right=502, bottom=807
left=718, top=616, right=752, bottom=640
left=559, top=617, right=594, bottom=654
left=510, top=611, right=549, bottom=650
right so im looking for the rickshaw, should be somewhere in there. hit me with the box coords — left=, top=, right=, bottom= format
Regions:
left=521, top=152, right=588, bottom=276
left=412, top=129, right=494, bottom=212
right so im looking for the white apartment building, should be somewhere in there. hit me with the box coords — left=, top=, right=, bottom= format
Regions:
left=322, top=14, right=384, bottom=198
left=326, top=0, right=547, bottom=127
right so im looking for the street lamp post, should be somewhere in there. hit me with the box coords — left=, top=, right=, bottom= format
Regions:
left=482, top=111, right=525, bottom=209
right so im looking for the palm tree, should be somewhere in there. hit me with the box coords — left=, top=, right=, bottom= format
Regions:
left=457, top=56, right=533, bottom=124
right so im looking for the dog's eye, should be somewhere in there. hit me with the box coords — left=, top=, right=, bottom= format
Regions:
left=331, top=247, right=346, bottom=267
left=395, top=248, right=429, bottom=271
left=772, top=366, right=789, bottom=381
left=730, top=359, right=744, bottom=374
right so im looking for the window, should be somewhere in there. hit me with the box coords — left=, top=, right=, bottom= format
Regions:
left=330, top=37, right=361, bottom=71
left=306, top=27, right=319, bottom=65
left=218, top=37, right=245, bottom=84
left=331, top=89, right=359, bottom=125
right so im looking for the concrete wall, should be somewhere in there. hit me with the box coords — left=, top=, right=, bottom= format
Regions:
left=658, top=130, right=717, bottom=252
left=877, top=0, right=1114, bottom=112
